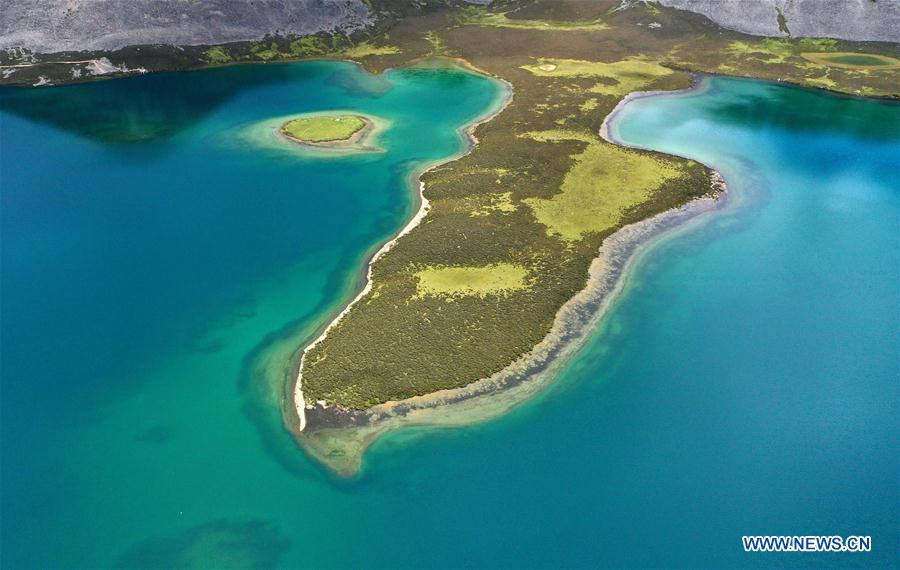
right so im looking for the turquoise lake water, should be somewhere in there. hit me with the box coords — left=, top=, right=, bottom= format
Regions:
left=1, top=64, right=897, bottom=568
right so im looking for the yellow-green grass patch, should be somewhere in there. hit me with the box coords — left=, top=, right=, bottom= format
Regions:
left=521, top=129, right=596, bottom=144
left=804, top=72, right=837, bottom=89
left=288, top=36, right=328, bottom=56
left=724, top=38, right=845, bottom=67
left=724, top=39, right=800, bottom=65
left=522, top=58, right=673, bottom=97
left=338, top=42, right=402, bottom=58
left=796, top=38, right=839, bottom=52
left=524, top=136, right=682, bottom=242
left=424, top=32, right=450, bottom=55
left=801, top=52, right=900, bottom=69
left=580, top=98, right=599, bottom=112
left=457, top=6, right=607, bottom=31
left=251, top=42, right=281, bottom=61
left=414, top=263, right=529, bottom=299
left=203, top=46, right=233, bottom=64
left=470, top=192, right=517, bottom=216
left=280, top=115, right=366, bottom=143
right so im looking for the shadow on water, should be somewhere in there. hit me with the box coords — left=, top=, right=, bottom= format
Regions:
left=0, top=61, right=373, bottom=144
left=114, top=519, right=291, bottom=569
left=699, top=76, right=900, bottom=141
left=235, top=240, right=412, bottom=490
left=133, top=424, right=176, bottom=445
left=236, top=249, right=364, bottom=486
left=237, top=312, right=329, bottom=480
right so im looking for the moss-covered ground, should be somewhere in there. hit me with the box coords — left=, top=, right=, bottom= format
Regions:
left=204, top=36, right=403, bottom=64
left=456, top=5, right=607, bottom=32
left=801, top=52, right=900, bottom=70
left=414, top=263, right=530, bottom=299
left=280, top=115, right=366, bottom=143
left=666, top=34, right=899, bottom=97
left=522, top=134, right=684, bottom=242
left=521, top=57, right=674, bottom=97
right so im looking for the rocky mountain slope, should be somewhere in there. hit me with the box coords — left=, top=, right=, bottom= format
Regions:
left=654, top=0, right=900, bottom=43
left=4, top=0, right=899, bottom=57
left=0, top=0, right=373, bottom=53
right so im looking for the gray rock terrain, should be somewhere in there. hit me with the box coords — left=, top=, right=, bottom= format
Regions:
left=3, top=0, right=897, bottom=57
left=0, top=0, right=374, bottom=53
left=653, top=0, right=900, bottom=42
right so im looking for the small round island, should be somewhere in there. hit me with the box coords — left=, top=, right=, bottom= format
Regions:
left=279, top=114, right=375, bottom=149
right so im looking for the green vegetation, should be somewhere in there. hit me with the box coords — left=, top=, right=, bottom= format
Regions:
left=644, top=2, right=662, bottom=16
left=201, top=36, right=400, bottom=66
left=724, top=40, right=791, bottom=64
left=251, top=42, right=281, bottom=61
left=665, top=32, right=897, bottom=97
left=288, top=36, right=328, bottom=56
left=280, top=115, right=366, bottom=143
left=521, top=57, right=673, bottom=97
left=580, top=98, right=599, bottom=112
left=300, top=45, right=711, bottom=408
left=203, top=46, right=233, bottom=64
left=723, top=38, right=840, bottom=66
left=797, top=38, right=840, bottom=52
left=804, top=72, right=837, bottom=90
left=801, top=52, right=900, bottom=69
left=414, top=263, right=529, bottom=299
left=457, top=6, right=607, bottom=31
left=521, top=129, right=594, bottom=143
left=523, top=132, right=683, bottom=241
left=424, top=32, right=450, bottom=55
left=338, top=42, right=401, bottom=58
left=729, top=38, right=837, bottom=57
left=470, top=191, right=517, bottom=217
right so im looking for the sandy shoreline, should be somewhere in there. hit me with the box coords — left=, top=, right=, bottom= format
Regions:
left=274, top=111, right=386, bottom=154
left=297, top=186, right=726, bottom=475
left=288, top=74, right=728, bottom=476
left=291, top=178, right=431, bottom=431
left=230, top=109, right=391, bottom=159
left=290, top=69, right=515, bottom=434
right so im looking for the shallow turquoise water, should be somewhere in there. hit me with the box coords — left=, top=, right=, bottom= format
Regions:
left=1, top=66, right=897, bottom=568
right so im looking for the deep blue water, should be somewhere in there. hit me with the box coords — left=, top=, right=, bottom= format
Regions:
left=1, top=65, right=897, bottom=569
